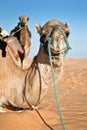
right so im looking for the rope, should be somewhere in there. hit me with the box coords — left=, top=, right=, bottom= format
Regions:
left=24, top=101, right=54, bottom=130
left=24, top=94, right=54, bottom=130
left=24, top=72, right=54, bottom=130
left=11, top=26, right=25, bottom=36
left=35, top=109, right=54, bottom=130
left=57, top=26, right=71, bottom=55
left=48, top=41, right=66, bottom=130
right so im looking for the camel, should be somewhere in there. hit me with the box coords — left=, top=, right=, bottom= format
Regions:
left=10, top=15, right=31, bottom=69
left=0, top=19, right=70, bottom=112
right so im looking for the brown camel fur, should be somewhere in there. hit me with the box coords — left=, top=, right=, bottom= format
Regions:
left=0, top=19, right=70, bottom=112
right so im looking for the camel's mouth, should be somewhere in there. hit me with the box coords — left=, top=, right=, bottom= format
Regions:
left=50, top=47, right=65, bottom=55
left=49, top=37, right=66, bottom=55
left=21, top=22, right=27, bottom=27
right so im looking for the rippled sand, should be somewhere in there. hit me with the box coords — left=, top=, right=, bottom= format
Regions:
left=0, top=58, right=87, bottom=130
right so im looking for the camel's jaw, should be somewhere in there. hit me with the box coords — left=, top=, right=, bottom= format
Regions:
left=40, top=37, right=66, bottom=58
left=49, top=37, right=66, bottom=55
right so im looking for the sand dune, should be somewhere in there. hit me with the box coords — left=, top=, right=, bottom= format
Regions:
left=0, top=58, right=87, bottom=130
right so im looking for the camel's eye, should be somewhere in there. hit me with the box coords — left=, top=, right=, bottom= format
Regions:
left=40, top=35, right=46, bottom=43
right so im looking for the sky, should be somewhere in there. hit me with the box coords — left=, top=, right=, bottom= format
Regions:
left=0, top=0, right=87, bottom=58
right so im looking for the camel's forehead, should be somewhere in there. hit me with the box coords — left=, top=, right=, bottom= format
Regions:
left=41, top=20, right=69, bottom=36
left=51, top=29, right=61, bottom=37
left=41, top=20, right=65, bottom=34
left=43, top=20, right=61, bottom=26
left=42, top=20, right=63, bottom=29
left=20, top=16, right=28, bottom=20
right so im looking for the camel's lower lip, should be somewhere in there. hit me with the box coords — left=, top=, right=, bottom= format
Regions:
left=51, top=48, right=60, bottom=54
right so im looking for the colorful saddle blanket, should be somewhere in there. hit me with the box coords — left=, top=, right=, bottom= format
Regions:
left=4, top=35, right=24, bottom=59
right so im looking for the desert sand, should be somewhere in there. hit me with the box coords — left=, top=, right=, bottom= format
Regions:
left=0, top=58, right=87, bottom=130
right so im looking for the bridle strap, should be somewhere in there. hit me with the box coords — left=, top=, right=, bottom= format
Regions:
left=11, top=26, right=25, bottom=36
left=57, top=26, right=71, bottom=55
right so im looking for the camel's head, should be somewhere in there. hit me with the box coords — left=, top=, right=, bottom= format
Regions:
left=19, top=15, right=29, bottom=26
left=35, top=20, right=71, bottom=58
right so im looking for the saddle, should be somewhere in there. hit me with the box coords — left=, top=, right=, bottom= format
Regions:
left=3, top=35, right=24, bottom=59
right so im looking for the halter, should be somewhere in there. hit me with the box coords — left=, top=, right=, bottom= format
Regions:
left=11, top=21, right=28, bottom=36
left=11, top=26, right=26, bottom=36
left=40, top=26, right=71, bottom=59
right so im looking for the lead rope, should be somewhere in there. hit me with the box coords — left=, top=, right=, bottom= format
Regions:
left=24, top=93, right=54, bottom=130
left=48, top=40, right=66, bottom=130
left=24, top=72, right=54, bottom=130
left=11, top=22, right=28, bottom=36
left=35, top=109, right=54, bottom=130
left=11, top=26, right=25, bottom=36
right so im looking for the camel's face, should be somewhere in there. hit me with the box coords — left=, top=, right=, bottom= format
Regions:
left=39, top=26, right=68, bottom=56
left=19, top=16, right=29, bottom=26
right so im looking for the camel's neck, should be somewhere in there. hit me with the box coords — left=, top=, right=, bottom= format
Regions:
left=36, top=46, right=63, bottom=84
left=19, top=26, right=31, bottom=46
left=36, top=46, right=52, bottom=84
left=25, top=46, right=63, bottom=107
left=25, top=47, right=52, bottom=106
left=36, top=47, right=50, bottom=64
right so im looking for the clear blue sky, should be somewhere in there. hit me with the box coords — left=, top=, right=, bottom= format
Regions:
left=0, top=0, right=87, bottom=58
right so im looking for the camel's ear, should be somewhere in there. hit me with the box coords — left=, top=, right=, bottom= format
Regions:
left=19, top=16, right=21, bottom=21
left=65, top=22, right=70, bottom=37
left=35, top=24, right=42, bottom=35
left=65, top=22, right=69, bottom=29
left=27, top=17, right=29, bottom=21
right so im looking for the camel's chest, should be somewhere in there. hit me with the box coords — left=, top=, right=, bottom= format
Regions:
left=38, top=64, right=51, bottom=87
left=20, top=29, right=29, bottom=45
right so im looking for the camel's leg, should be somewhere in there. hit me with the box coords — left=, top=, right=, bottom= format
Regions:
left=24, top=44, right=30, bottom=59
left=16, top=110, right=24, bottom=113
left=22, top=45, right=30, bottom=69
left=0, top=96, right=8, bottom=113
